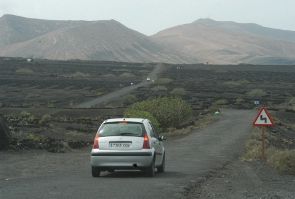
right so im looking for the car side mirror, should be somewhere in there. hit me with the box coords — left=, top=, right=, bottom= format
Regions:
left=158, top=135, right=167, bottom=141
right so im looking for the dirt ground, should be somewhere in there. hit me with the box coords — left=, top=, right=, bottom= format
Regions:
left=0, top=109, right=294, bottom=199
left=0, top=109, right=256, bottom=199
left=1, top=59, right=295, bottom=198
left=185, top=160, right=295, bottom=199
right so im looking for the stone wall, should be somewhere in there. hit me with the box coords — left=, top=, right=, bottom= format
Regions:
left=0, top=115, right=10, bottom=150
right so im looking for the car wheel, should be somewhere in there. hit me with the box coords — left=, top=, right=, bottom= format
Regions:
left=146, top=159, right=155, bottom=177
left=92, top=166, right=101, bottom=177
left=157, top=153, right=165, bottom=173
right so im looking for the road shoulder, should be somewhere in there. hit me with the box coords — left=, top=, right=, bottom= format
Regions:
left=185, top=160, right=295, bottom=199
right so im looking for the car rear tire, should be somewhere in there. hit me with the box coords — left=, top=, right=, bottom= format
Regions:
left=146, top=159, right=155, bottom=177
left=92, top=166, right=101, bottom=177
left=157, top=153, right=165, bottom=173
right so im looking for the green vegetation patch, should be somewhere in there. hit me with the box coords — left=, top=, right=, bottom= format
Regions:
left=125, top=97, right=192, bottom=129
left=124, top=110, right=160, bottom=131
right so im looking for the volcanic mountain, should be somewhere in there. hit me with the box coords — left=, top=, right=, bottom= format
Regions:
left=152, top=18, right=295, bottom=64
left=0, top=14, right=194, bottom=63
left=1, top=15, right=295, bottom=64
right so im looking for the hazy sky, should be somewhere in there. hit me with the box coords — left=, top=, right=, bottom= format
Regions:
left=0, top=0, right=294, bottom=35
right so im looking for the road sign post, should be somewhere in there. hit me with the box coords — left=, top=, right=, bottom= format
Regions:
left=261, top=126, right=266, bottom=160
left=253, top=107, right=274, bottom=160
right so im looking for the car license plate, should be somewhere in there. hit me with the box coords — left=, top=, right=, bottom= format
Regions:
left=109, top=143, right=131, bottom=148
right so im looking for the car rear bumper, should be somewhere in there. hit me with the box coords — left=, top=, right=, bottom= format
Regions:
left=90, top=150, right=154, bottom=169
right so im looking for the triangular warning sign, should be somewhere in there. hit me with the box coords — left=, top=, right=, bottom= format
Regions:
left=253, top=107, right=274, bottom=126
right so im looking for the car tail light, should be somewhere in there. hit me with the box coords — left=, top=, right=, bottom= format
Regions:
left=93, top=134, right=99, bottom=149
left=142, top=133, right=150, bottom=149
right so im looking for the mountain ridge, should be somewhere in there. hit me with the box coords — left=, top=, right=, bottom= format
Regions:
left=0, top=14, right=194, bottom=63
left=1, top=14, right=295, bottom=64
left=152, top=18, right=295, bottom=64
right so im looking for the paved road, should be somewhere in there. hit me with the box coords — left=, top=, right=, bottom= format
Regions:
left=76, top=64, right=165, bottom=108
left=0, top=109, right=254, bottom=199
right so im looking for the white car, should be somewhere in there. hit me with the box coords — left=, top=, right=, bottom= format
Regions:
left=90, top=118, right=166, bottom=177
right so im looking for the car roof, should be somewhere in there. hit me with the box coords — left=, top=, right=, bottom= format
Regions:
left=104, top=118, right=147, bottom=124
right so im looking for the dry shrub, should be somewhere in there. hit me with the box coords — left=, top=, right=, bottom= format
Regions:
left=214, top=99, right=229, bottom=105
left=16, top=68, right=34, bottom=75
left=170, top=88, right=186, bottom=96
left=235, top=97, right=245, bottom=105
left=243, top=128, right=295, bottom=175
left=165, top=126, right=194, bottom=137
left=223, top=80, right=249, bottom=87
left=156, top=78, right=173, bottom=85
left=246, top=89, right=267, bottom=98
left=242, top=139, right=262, bottom=161
left=39, top=114, right=52, bottom=125
left=194, top=114, right=218, bottom=130
left=151, top=86, right=167, bottom=92
left=268, top=149, right=295, bottom=174
left=72, top=72, right=89, bottom=78
left=287, top=97, right=295, bottom=111
left=249, top=128, right=262, bottom=140
left=119, top=72, right=135, bottom=78
left=242, top=127, right=269, bottom=161
left=102, top=74, right=116, bottom=78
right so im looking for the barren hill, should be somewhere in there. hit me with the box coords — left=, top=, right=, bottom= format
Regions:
left=1, top=15, right=295, bottom=64
left=0, top=14, right=83, bottom=48
left=0, top=15, right=193, bottom=63
left=152, top=18, right=295, bottom=64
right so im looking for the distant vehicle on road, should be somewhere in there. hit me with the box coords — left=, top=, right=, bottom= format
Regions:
left=146, top=77, right=151, bottom=81
left=91, top=118, right=166, bottom=177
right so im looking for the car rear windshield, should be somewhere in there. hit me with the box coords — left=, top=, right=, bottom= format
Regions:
left=98, top=122, right=145, bottom=137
